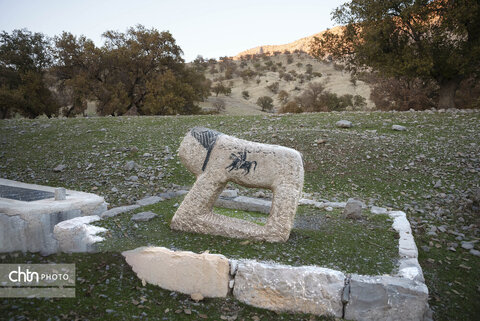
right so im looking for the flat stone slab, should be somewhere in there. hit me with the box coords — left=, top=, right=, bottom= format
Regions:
left=233, top=260, right=345, bottom=317
left=123, top=247, right=230, bottom=298
left=54, top=215, right=106, bottom=253
left=136, top=196, right=163, bottom=206
left=131, top=211, right=158, bottom=222
left=215, top=196, right=271, bottom=214
left=345, top=274, right=428, bottom=321
left=0, top=178, right=107, bottom=255
left=100, top=204, right=140, bottom=218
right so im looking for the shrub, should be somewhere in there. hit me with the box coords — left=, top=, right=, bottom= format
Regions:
left=277, top=90, right=289, bottom=105
left=280, top=101, right=303, bottom=113
left=306, top=64, right=313, bottom=74
left=242, top=90, right=249, bottom=100
left=256, top=96, right=274, bottom=112
left=212, top=98, right=226, bottom=112
left=353, top=95, right=367, bottom=109
left=286, top=55, right=294, bottom=64
left=267, top=82, right=279, bottom=94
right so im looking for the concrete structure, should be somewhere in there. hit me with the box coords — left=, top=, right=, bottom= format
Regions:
left=0, top=178, right=107, bottom=255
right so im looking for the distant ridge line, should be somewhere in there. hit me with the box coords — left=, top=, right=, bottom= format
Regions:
left=233, top=26, right=343, bottom=59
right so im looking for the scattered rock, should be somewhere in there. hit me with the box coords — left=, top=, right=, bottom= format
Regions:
left=128, top=175, right=139, bottom=182
left=392, top=125, right=407, bottom=131
left=143, top=153, right=152, bottom=157
left=111, top=187, right=118, bottom=193
left=136, top=196, right=163, bottom=206
left=461, top=242, right=474, bottom=250
left=470, top=249, right=480, bottom=257
left=336, top=120, right=352, bottom=128
left=371, top=206, right=387, bottom=215
left=130, top=146, right=139, bottom=153
left=343, top=199, right=363, bottom=220
left=191, top=292, right=204, bottom=302
left=53, top=164, right=66, bottom=172
left=131, top=211, right=158, bottom=222
left=124, top=161, right=139, bottom=171
left=101, top=204, right=141, bottom=218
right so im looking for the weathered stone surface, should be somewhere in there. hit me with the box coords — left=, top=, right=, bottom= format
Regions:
left=122, top=247, right=229, bottom=298
left=389, top=211, right=418, bottom=258
left=343, top=199, right=363, bottom=220
left=100, top=204, right=140, bottom=218
left=171, top=127, right=304, bottom=242
left=323, top=201, right=346, bottom=208
left=370, top=206, right=387, bottom=215
left=131, top=211, right=158, bottom=222
left=0, top=178, right=107, bottom=255
left=215, top=196, right=271, bottom=214
left=54, top=215, right=106, bottom=253
left=345, top=274, right=428, bottom=321
left=392, top=124, right=407, bottom=131
left=220, top=189, right=238, bottom=198
left=124, top=160, right=139, bottom=171
left=136, top=196, right=163, bottom=206
left=54, top=188, right=66, bottom=200
left=336, top=120, right=352, bottom=128
left=233, top=260, right=345, bottom=317
left=53, top=164, right=66, bottom=172
left=397, top=258, right=424, bottom=282
left=158, top=190, right=189, bottom=200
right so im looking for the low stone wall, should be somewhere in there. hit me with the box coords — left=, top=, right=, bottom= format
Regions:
left=121, top=196, right=430, bottom=321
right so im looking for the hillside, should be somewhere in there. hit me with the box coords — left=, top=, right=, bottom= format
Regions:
left=234, top=26, right=343, bottom=59
left=200, top=51, right=374, bottom=115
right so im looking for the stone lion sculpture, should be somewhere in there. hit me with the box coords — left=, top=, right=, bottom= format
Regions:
left=170, top=127, right=304, bottom=242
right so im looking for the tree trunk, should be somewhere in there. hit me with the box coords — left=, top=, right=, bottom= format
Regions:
left=438, top=78, right=460, bottom=109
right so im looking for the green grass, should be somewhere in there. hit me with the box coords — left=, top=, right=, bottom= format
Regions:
left=1, top=110, right=480, bottom=320
left=94, top=198, right=397, bottom=275
left=0, top=252, right=335, bottom=321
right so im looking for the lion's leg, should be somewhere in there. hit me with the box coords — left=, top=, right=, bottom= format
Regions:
left=170, top=173, right=226, bottom=231
left=263, top=183, right=302, bottom=242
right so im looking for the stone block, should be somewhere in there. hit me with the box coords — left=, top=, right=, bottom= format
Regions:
left=370, top=206, right=387, bottom=215
left=345, top=274, right=428, bottom=321
left=100, top=204, right=140, bottom=218
left=136, top=196, right=163, bottom=206
left=220, top=189, right=238, bottom=198
left=54, top=215, right=106, bottom=253
left=390, top=211, right=418, bottom=258
left=215, top=196, right=271, bottom=214
left=233, top=260, right=345, bottom=317
left=123, top=247, right=230, bottom=298
left=131, top=211, right=158, bottom=222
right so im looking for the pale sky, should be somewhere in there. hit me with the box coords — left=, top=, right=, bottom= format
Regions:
left=0, top=0, right=346, bottom=62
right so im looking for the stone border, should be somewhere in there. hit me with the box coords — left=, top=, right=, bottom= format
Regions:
left=119, top=193, right=430, bottom=321
left=28, top=189, right=428, bottom=320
